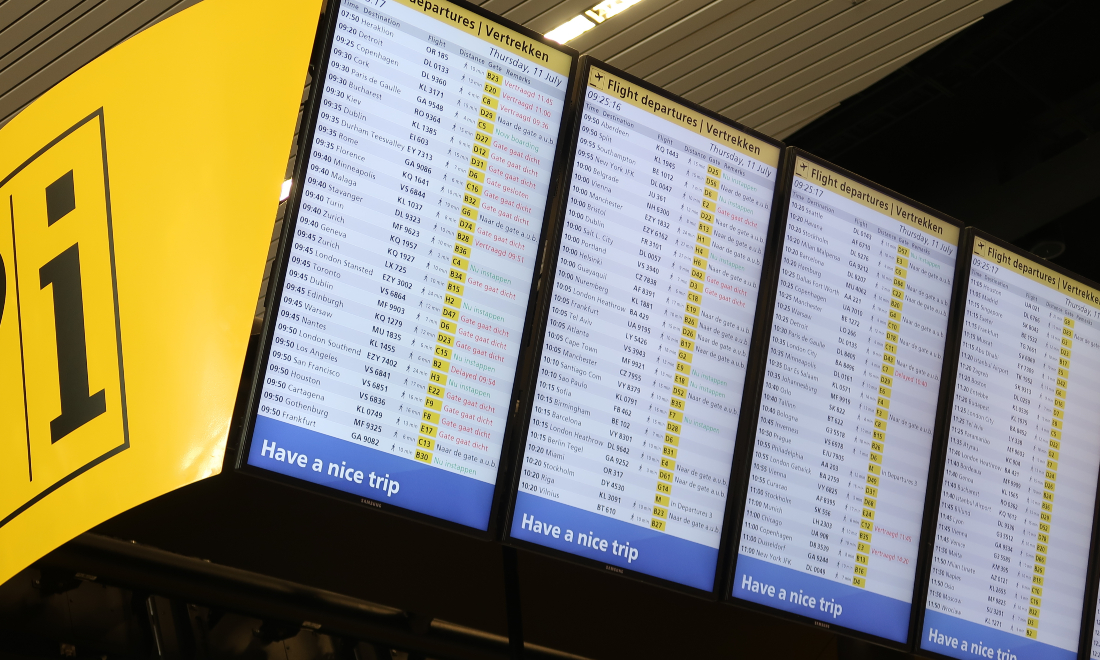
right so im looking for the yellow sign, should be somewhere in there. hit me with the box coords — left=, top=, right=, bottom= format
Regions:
left=0, top=0, right=321, bottom=584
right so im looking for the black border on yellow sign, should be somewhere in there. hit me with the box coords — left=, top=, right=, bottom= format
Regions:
left=0, top=108, right=130, bottom=529
left=500, top=55, right=788, bottom=599
left=235, top=0, right=580, bottom=539
left=914, top=227, right=1100, bottom=660
left=723, top=147, right=966, bottom=650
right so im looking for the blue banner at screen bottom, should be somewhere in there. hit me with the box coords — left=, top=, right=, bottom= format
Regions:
left=920, top=610, right=1075, bottom=660
left=732, top=554, right=912, bottom=642
left=510, top=492, right=718, bottom=590
left=247, top=415, right=495, bottom=530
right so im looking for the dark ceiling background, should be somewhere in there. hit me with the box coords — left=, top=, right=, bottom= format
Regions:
left=788, top=0, right=1100, bottom=281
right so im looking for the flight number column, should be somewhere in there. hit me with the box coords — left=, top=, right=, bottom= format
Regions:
left=415, top=68, right=501, bottom=465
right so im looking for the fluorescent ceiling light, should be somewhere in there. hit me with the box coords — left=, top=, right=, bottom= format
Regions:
left=585, top=0, right=645, bottom=23
left=544, top=0, right=646, bottom=44
left=280, top=179, right=292, bottom=201
left=545, top=15, right=596, bottom=44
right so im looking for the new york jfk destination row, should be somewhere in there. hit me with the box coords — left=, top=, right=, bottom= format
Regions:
left=240, top=0, right=1100, bottom=655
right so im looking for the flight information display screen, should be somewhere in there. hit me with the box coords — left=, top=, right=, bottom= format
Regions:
left=507, top=63, right=782, bottom=591
left=919, top=236, right=1100, bottom=660
left=242, top=0, right=574, bottom=531
left=731, top=154, right=961, bottom=642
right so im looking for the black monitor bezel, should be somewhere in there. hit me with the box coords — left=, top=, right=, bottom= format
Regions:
left=914, top=227, right=1100, bottom=660
left=499, top=55, right=788, bottom=599
left=722, top=146, right=968, bottom=650
left=234, top=0, right=580, bottom=541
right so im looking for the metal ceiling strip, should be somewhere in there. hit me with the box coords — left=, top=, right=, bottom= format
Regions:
left=640, top=0, right=810, bottom=89
left=518, top=0, right=593, bottom=34
left=718, top=0, right=986, bottom=119
left=761, top=21, right=975, bottom=139
left=0, top=0, right=187, bottom=125
left=746, top=15, right=985, bottom=135
left=120, top=0, right=200, bottom=39
left=760, top=51, right=927, bottom=136
left=568, top=0, right=687, bottom=54
left=578, top=0, right=716, bottom=61
left=477, top=0, right=535, bottom=17
left=0, top=0, right=145, bottom=121
left=0, top=0, right=97, bottom=71
left=0, top=0, right=47, bottom=35
left=602, top=0, right=754, bottom=73
left=770, top=102, right=839, bottom=139
left=689, top=0, right=941, bottom=105
left=460, top=0, right=586, bottom=35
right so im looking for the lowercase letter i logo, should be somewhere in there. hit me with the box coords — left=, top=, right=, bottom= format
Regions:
left=0, top=110, right=128, bottom=527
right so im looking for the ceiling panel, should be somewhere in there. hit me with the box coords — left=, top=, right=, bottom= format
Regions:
left=477, top=0, right=592, bottom=32
left=571, top=0, right=687, bottom=56
left=675, top=0, right=928, bottom=102
left=1, top=0, right=143, bottom=90
left=0, top=0, right=199, bottom=127
left=1, top=0, right=91, bottom=67
left=472, top=0, right=525, bottom=14
left=609, top=0, right=765, bottom=76
left=755, top=17, right=977, bottom=136
left=649, top=0, right=865, bottom=96
left=0, top=1, right=45, bottom=35
left=0, top=0, right=1008, bottom=139
left=719, top=0, right=986, bottom=117
left=522, top=1, right=594, bottom=33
